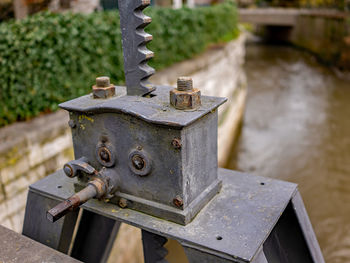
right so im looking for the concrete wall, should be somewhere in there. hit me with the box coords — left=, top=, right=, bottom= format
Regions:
left=290, top=13, right=350, bottom=69
left=0, top=33, right=246, bottom=262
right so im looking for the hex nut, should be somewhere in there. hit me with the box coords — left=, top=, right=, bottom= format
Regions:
left=170, top=88, right=201, bottom=110
left=93, top=76, right=115, bottom=99
left=92, top=85, right=116, bottom=99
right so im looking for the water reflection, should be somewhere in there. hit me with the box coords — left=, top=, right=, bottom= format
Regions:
left=228, top=44, right=350, bottom=263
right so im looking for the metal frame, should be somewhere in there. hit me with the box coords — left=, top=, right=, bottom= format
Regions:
left=23, top=168, right=324, bottom=263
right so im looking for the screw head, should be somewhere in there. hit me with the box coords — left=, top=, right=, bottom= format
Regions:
left=96, top=76, right=110, bottom=87
left=173, top=196, right=183, bottom=208
left=177, top=76, right=193, bottom=91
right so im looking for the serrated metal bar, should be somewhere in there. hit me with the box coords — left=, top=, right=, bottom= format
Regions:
left=118, top=0, right=156, bottom=96
left=142, top=230, right=169, bottom=263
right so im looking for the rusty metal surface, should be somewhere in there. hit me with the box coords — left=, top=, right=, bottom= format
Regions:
left=29, top=168, right=298, bottom=262
left=170, top=88, right=201, bottom=110
left=0, top=225, right=81, bottom=263
left=59, top=85, right=226, bottom=128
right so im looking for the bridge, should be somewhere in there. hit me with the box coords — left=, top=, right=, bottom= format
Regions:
left=238, top=8, right=347, bottom=26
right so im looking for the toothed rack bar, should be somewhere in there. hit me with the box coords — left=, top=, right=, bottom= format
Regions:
left=118, top=0, right=155, bottom=96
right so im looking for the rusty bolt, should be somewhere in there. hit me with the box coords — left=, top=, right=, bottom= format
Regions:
left=171, top=138, right=182, bottom=149
left=119, top=198, right=128, bottom=208
left=177, top=76, right=193, bottom=91
left=96, top=76, right=110, bottom=87
left=173, top=196, right=183, bottom=208
left=99, top=147, right=111, bottom=163
left=93, top=76, right=115, bottom=99
left=170, top=77, right=201, bottom=110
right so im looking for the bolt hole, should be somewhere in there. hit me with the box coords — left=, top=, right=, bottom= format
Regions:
left=216, top=236, right=223, bottom=241
left=57, top=185, right=62, bottom=189
left=260, top=182, right=265, bottom=185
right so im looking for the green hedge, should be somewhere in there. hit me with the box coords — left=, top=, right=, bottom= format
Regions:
left=0, top=2, right=238, bottom=126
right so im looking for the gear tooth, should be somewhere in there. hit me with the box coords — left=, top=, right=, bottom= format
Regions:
left=138, top=46, right=154, bottom=61
left=136, top=30, right=153, bottom=44
left=135, top=11, right=152, bottom=28
left=139, top=63, right=155, bottom=79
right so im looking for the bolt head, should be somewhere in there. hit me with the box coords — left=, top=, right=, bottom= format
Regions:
left=170, top=88, right=201, bottom=110
left=119, top=198, right=128, bottom=208
left=93, top=76, right=115, bottom=99
left=173, top=196, right=183, bottom=208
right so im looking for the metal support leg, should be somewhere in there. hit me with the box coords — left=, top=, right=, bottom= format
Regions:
left=70, top=209, right=121, bottom=263
left=291, top=191, right=325, bottom=263
left=263, top=202, right=314, bottom=263
left=22, top=189, right=78, bottom=253
left=142, top=230, right=168, bottom=263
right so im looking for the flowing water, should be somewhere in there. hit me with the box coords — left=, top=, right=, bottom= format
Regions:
left=227, top=43, right=350, bottom=263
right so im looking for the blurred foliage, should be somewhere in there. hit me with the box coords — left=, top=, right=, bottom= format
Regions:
left=0, top=2, right=238, bottom=126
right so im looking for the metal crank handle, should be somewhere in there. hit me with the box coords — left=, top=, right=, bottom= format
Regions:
left=46, top=178, right=107, bottom=223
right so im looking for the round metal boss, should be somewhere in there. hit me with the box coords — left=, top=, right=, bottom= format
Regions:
left=95, top=143, right=116, bottom=167
left=128, top=150, right=152, bottom=176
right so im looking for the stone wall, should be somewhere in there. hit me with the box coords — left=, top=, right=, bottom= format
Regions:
left=0, top=33, right=246, bottom=262
left=290, top=13, right=350, bottom=69
left=0, top=110, right=72, bottom=231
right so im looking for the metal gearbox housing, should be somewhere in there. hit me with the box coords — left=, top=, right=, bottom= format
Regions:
left=59, top=85, right=226, bottom=225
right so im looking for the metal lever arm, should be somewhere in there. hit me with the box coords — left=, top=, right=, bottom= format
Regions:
left=47, top=178, right=107, bottom=223
left=63, top=157, right=97, bottom=178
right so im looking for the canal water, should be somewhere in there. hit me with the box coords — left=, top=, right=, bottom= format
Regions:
left=227, top=43, right=350, bottom=263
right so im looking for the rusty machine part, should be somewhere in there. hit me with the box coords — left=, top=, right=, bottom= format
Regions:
left=44, top=0, right=221, bottom=224
left=170, top=77, right=201, bottom=110
left=21, top=1, right=325, bottom=263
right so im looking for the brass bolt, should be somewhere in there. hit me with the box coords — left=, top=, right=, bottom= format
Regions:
left=177, top=76, right=193, bottom=91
